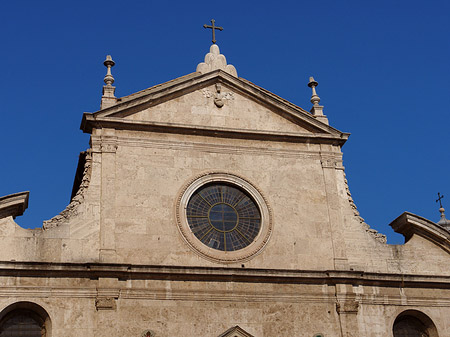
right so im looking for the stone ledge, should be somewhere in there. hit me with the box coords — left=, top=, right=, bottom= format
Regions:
left=0, top=191, right=29, bottom=219
left=0, top=261, right=449, bottom=288
left=83, top=115, right=348, bottom=145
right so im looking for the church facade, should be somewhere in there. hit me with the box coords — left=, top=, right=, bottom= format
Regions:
left=0, top=44, right=449, bottom=337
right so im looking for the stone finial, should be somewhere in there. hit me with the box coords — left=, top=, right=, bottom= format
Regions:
left=308, top=77, right=320, bottom=106
left=437, top=207, right=450, bottom=229
left=196, top=44, right=238, bottom=77
left=436, top=193, right=450, bottom=229
left=307, top=76, right=328, bottom=125
left=103, top=55, right=115, bottom=85
left=101, top=55, right=117, bottom=109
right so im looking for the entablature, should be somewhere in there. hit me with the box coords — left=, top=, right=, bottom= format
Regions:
left=1, top=261, right=450, bottom=288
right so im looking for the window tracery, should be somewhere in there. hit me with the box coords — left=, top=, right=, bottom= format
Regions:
left=176, top=172, right=272, bottom=263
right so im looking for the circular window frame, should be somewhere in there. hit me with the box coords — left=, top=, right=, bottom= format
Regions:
left=176, top=172, right=272, bottom=264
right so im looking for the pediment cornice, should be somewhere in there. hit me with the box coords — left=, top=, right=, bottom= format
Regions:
left=390, top=212, right=450, bottom=253
left=218, top=325, right=255, bottom=337
left=0, top=191, right=29, bottom=219
left=81, top=70, right=349, bottom=145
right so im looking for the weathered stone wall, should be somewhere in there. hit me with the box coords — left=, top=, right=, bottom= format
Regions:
left=1, top=82, right=450, bottom=337
left=107, top=128, right=338, bottom=269
left=1, top=274, right=449, bottom=337
left=2, top=85, right=448, bottom=276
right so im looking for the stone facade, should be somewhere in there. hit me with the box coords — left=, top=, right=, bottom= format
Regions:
left=0, top=45, right=449, bottom=337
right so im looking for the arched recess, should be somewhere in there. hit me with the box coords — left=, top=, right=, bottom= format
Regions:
left=393, top=310, right=438, bottom=337
left=0, top=301, right=51, bottom=337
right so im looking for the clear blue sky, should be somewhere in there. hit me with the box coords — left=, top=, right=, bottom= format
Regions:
left=1, top=0, right=449, bottom=244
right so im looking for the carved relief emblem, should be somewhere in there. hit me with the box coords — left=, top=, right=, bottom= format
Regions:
left=202, top=83, right=234, bottom=108
left=141, top=330, right=155, bottom=337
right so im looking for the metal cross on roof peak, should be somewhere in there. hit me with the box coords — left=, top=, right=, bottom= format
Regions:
left=436, top=192, right=445, bottom=208
left=203, top=19, right=223, bottom=44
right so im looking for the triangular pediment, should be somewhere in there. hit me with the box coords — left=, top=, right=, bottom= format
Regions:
left=123, top=83, right=316, bottom=134
left=217, top=325, right=255, bottom=337
left=81, top=70, right=349, bottom=145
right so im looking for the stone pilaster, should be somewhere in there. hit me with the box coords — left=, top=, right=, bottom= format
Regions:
left=92, top=128, right=118, bottom=263
left=101, top=85, right=116, bottom=109
left=335, top=284, right=361, bottom=337
left=310, top=105, right=329, bottom=125
left=320, top=149, right=348, bottom=270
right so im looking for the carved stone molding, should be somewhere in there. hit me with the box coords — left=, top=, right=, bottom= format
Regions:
left=101, top=143, right=118, bottom=153
left=0, top=191, right=29, bottom=219
left=90, top=135, right=118, bottom=154
left=95, top=297, right=116, bottom=310
left=218, top=325, right=254, bottom=337
left=320, top=156, right=344, bottom=170
left=176, top=171, right=273, bottom=264
left=336, top=299, right=359, bottom=314
left=321, top=158, right=337, bottom=169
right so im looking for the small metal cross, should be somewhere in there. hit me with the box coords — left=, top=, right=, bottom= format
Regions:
left=203, top=19, right=223, bottom=44
left=436, top=192, right=445, bottom=208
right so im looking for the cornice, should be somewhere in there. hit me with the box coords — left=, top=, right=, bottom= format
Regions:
left=81, top=116, right=348, bottom=145
left=0, top=261, right=449, bottom=288
left=0, top=191, right=29, bottom=219
left=80, top=70, right=349, bottom=145
left=218, top=326, right=254, bottom=337
left=390, top=212, right=450, bottom=254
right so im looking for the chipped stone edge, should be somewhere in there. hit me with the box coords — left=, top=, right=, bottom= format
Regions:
left=43, top=150, right=92, bottom=230
left=344, top=172, right=387, bottom=244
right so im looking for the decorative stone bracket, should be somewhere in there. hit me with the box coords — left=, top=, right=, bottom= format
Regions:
left=336, top=296, right=360, bottom=337
left=91, top=135, right=118, bottom=154
left=95, top=297, right=116, bottom=311
left=336, top=299, right=360, bottom=314
left=320, top=158, right=344, bottom=170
